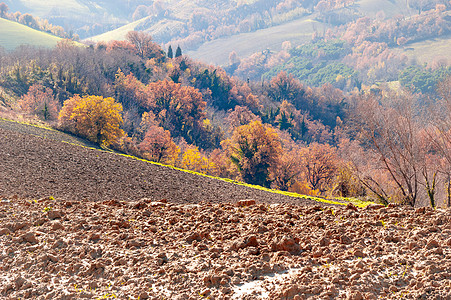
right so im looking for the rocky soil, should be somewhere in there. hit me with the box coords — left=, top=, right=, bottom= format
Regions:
left=0, top=119, right=450, bottom=299
left=0, top=198, right=450, bottom=299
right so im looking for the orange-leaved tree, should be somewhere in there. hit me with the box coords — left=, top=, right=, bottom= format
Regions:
left=226, top=120, right=282, bottom=187
left=139, top=125, right=179, bottom=165
left=59, top=95, right=124, bottom=146
left=19, top=84, right=59, bottom=120
left=146, top=79, right=207, bottom=143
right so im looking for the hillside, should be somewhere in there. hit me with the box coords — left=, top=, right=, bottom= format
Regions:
left=87, top=0, right=417, bottom=66
left=0, top=122, right=449, bottom=300
left=3, top=0, right=128, bottom=36
left=187, top=16, right=329, bottom=66
left=393, top=35, right=451, bottom=65
left=0, top=119, right=326, bottom=205
left=0, top=18, right=62, bottom=51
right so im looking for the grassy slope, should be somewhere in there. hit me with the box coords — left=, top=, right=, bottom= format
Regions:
left=188, top=17, right=328, bottom=66
left=393, top=36, right=451, bottom=65
left=86, top=17, right=148, bottom=43
left=0, top=18, right=62, bottom=51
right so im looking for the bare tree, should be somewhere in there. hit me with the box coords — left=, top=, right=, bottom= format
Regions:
left=126, top=31, right=163, bottom=60
left=425, top=77, right=451, bottom=207
left=351, top=92, right=423, bottom=206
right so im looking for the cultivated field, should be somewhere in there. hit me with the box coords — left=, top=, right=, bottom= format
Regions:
left=0, top=115, right=450, bottom=300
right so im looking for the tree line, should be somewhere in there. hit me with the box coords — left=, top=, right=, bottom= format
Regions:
left=1, top=31, right=451, bottom=207
left=0, top=2, right=73, bottom=39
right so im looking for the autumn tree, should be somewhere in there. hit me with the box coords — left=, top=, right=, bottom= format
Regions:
left=139, top=125, right=179, bottom=165
left=300, top=143, right=338, bottom=193
left=126, top=31, right=164, bottom=60
left=425, top=77, right=451, bottom=207
left=0, top=2, right=8, bottom=17
left=351, top=92, right=423, bottom=206
left=19, top=13, right=38, bottom=28
left=146, top=79, right=207, bottom=144
left=19, top=84, right=59, bottom=120
left=181, top=145, right=213, bottom=174
left=267, top=71, right=303, bottom=103
left=59, top=95, right=124, bottom=146
left=272, top=147, right=302, bottom=191
left=114, top=70, right=149, bottom=111
left=226, top=120, right=282, bottom=187
left=227, top=106, right=261, bottom=132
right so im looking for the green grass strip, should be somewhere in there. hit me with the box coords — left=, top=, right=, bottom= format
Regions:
left=0, top=117, right=374, bottom=208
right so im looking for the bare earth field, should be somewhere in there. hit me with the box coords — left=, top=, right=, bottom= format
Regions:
left=0, top=120, right=451, bottom=299
left=0, top=122, right=320, bottom=205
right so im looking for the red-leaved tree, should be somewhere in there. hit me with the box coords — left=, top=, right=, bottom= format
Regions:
left=19, top=84, right=59, bottom=121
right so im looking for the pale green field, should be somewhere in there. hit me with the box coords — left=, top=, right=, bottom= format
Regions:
left=355, top=0, right=415, bottom=18
left=188, top=17, right=329, bottom=66
left=0, top=18, right=62, bottom=51
left=86, top=18, right=146, bottom=43
left=393, top=36, right=451, bottom=65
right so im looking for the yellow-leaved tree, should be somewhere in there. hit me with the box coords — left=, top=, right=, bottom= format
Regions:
left=59, top=95, right=124, bottom=146
left=181, top=146, right=214, bottom=174
left=225, top=120, right=282, bottom=187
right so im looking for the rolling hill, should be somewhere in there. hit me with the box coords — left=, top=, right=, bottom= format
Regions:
left=0, top=118, right=358, bottom=206
left=188, top=16, right=329, bottom=66
left=0, top=18, right=62, bottom=51
left=86, top=0, right=418, bottom=66
left=3, top=0, right=435, bottom=67
left=3, top=0, right=128, bottom=33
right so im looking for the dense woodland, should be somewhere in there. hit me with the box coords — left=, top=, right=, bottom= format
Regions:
left=1, top=31, right=451, bottom=209
left=2, top=1, right=451, bottom=208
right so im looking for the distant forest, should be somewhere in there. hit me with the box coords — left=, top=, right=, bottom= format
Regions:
left=231, top=2, right=451, bottom=92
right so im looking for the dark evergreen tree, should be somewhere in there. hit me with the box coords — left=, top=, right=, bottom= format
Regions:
left=175, top=45, right=182, bottom=58
left=167, top=45, right=173, bottom=59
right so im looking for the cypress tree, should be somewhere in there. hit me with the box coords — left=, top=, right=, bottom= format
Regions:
left=167, top=45, right=173, bottom=59
left=175, top=45, right=182, bottom=58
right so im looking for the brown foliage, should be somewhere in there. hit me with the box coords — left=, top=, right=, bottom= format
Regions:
left=139, top=125, right=179, bottom=165
left=126, top=31, right=165, bottom=61
left=146, top=79, right=206, bottom=142
left=300, top=143, right=338, bottom=193
left=19, top=84, right=59, bottom=121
